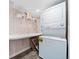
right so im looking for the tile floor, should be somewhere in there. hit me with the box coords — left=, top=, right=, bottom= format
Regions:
left=20, top=51, right=41, bottom=59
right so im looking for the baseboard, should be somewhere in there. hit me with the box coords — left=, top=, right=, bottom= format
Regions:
left=10, top=47, right=32, bottom=59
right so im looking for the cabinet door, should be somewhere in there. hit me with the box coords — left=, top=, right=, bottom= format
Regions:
left=39, top=36, right=66, bottom=59
left=40, top=2, right=66, bottom=38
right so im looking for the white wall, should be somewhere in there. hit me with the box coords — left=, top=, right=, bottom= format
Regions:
left=9, top=6, right=40, bottom=35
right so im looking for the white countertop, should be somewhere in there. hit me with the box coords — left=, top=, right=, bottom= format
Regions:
left=9, top=33, right=42, bottom=40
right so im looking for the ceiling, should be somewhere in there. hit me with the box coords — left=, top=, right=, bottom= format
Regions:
left=10, top=0, right=65, bottom=17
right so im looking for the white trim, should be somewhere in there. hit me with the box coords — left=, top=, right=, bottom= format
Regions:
left=40, top=36, right=66, bottom=41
